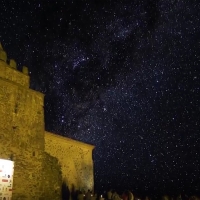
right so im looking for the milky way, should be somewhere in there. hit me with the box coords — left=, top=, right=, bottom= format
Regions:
left=0, top=0, right=200, bottom=195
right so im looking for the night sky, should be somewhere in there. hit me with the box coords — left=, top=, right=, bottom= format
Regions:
left=0, top=0, right=200, bottom=196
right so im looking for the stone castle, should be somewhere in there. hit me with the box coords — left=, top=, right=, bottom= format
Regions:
left=0, top=43, right=94, bottom=200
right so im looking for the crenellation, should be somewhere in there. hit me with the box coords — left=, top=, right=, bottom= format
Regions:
left=9, top=59, right=17, bottom=69
left=22, top=66, right=28, bottom=75
left=0, top=44, right=30, bottom=88
left=0, top=43, right=7, bottom=62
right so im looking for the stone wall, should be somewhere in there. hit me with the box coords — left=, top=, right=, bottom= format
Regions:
left=0, top=44, right=95, bottom=200
left=0, top=60, right=45, bottom=199
left=45, top=132, right=94, bottom=192
left=42, top=152, right=62, bottom=200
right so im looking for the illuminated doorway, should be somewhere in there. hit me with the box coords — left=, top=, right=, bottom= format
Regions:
left=0, top=159, right=14, bottom=200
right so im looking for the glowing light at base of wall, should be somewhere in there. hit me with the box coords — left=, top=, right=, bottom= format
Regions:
left=0, top=159, right=14, bottom=200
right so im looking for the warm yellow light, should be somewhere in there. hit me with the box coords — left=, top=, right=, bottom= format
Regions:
left=0, top=159, right=14, bottom=199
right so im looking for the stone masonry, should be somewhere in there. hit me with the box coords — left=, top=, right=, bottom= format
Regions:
left=0, top=43, right=94, bottom=200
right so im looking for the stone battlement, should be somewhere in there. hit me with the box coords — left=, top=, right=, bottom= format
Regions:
left=0, top=43, right=30, bottom=88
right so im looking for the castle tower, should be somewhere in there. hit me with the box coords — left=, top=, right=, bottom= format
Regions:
left=0, top=44, right=95, bottom=199
left=0, top=44, right=45, bottom=199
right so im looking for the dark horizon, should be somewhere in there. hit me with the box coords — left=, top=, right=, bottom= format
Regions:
left=0, top=0, right=199, bottom=195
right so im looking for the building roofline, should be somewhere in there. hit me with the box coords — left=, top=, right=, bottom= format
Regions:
left=45, top=131, right=95, bottom=150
